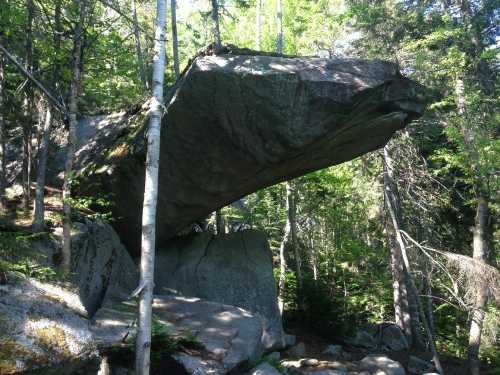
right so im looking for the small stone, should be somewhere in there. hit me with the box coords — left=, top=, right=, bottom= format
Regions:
left=287, top=342, right=306, bottom=357
left=281, top=360, right=301, bottom=368
left=250, top=362, right=282, bottom=375
left=312, top=370, right=347, bottom=375
left=300, top=358, right=319, bottom=366
left=359, top=354, right=405, bottom=375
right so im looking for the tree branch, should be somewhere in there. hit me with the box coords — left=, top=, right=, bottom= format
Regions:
left=0, top=43, right=67, bottom=115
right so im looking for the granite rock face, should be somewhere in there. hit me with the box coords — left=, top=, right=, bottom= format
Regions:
left=154, top=230, right=284, bottom=350
left=92, top=294, right=264, bottom=375
left=74, top=51, right=425, bottom=253
left=0, top=279, right=98, bottom=374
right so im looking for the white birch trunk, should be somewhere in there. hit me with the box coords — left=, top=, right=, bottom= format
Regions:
left=32, top=104, right=51, bottom=230
left=135, top=0, right=167, bottom=372
left=62, top=0, right=87, bottom=273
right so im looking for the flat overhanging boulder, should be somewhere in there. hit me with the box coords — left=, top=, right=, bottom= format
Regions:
left=75, top=51, right=425, bottom=254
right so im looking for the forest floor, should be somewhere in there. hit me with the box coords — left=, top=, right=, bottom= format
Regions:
left=286, top=325, right=497, bottom=375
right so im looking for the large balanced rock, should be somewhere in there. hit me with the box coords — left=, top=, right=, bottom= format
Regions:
left=92, top=294, right=264, bottom=375
left=74, top=49, right=424, bottom=253
left=154, top=230, right=284, bottom=350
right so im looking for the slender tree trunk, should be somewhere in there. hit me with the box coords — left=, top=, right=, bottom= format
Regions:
left=62, top=0, right=87, bottom=272
left=455, top=76, right=491, bottom=375
left=170, top=0, right=180, bottom=80
left=255, top=0, right=262, bottom=50
left=32, top=104, right=51, bottom=230
left=132, top=0, right=148, bottom=89
left=289, top=181, right=304, bottom=311
left=0, top=53, right=6, bottom=213
left=211, top=0, right=222, bottom=51
left=22, top=0, right=35, bottom=212
left=135, top=0, right=167, bottom=372
left=383, top=146, right=443, bottom=374
left=215, top=209, right=225, bottom=235
left=32, top=1, right=62, bottom=231
left=276, top=0, right=283, bottom=54
left=467, top=196, right=489, bottom=375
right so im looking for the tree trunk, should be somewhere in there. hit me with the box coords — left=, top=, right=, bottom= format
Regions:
left=211, top=0, right=222, bottom=51
left=467, top=196, right=489, bottom=375
left=22, top=0, right=35, bottom=212
left=32, top=104, right=51, bottom=230
left=132, top=0, right=148, bottom=89
left=255, top=0, right=262, bottom=50
left=455, top=76, right=491, bottom=375
left=276, top=0, right=283, bottom=54
left=61, top=0, right=87, bottom=272
left=135, top=0, right=167, bottom=372
left=171, top=0, right=180, bottom=80
left=0, top=53, right=6, bottom=213
left=215, top=209, right=225, bottom=235
left=383, top=146, right=443, bottom=374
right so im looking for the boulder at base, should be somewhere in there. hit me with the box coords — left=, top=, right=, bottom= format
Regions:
left=92, top=294, right=264, bottom=375
left=74, top=49, right=425, bottom=254
left=66, top=218, right=139, bottom=316
left=0, top=279, right=98, bottom=374
left=154, top=230, right=284, bottom=350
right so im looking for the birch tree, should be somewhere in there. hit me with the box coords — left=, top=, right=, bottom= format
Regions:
left=61, top=0, right=87, bottom=272
left=135, top=0, right=167, bottom=372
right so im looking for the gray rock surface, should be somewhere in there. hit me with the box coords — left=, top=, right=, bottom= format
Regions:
left=67, top=219, right=139, bottom=316
left=374, top=323, right=409, bottom=351
left=249, top=362, right=282, bottom=375
left=0, top=278, right=98, bottom=373
left=408, top=355, right=434, bottom=374
left=73, top=50, right=425, bottom=254
left=154, top=230, right=284, bottom=350
left=92, top=294, right=264, bottom=375
left=359, top=355, right=405, bottom=375
left=345, top=330, right=377, bottom=349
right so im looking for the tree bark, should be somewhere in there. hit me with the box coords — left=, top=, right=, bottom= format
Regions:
left=0, top=54, right=5, bottom=213
left=383, top=146, right=443, bottom=374
left=455, top=75, right=491, bottom=375
left=171, top=0, right=180, bottom=80
left=276, top=0, right=283, bottom=54
left=61, top=0, right=87, bottom=272
left=132, top=0, right=148, bottom=89
left=32, top=104, right=51, bottom=230
left=211, top=0, right=222, bottom=51
left=135, top=0, right=167, bottom=372
left=22, top=0, right=35, bottom=211
left=255, top=0, right=262, bottom=50
left=215, top=209, right=225, bottom=235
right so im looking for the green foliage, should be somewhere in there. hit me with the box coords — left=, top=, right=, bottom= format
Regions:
left=0, top=230, right=57, bottom=281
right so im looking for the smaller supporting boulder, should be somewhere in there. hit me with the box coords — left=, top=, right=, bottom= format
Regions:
left=154, top=230, right=285, bottom=349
